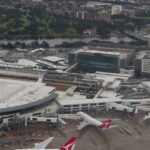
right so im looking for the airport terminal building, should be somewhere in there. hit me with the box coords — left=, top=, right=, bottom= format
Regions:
left=0, top=79, right=57, bottom=116
left=69, top=49, right=120, bottom=73
left=68, top=48, right=133, bottom=73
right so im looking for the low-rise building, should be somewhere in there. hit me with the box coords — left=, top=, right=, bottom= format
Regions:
left=111, top=5, right=123, bottom=15
left=135, top=51, right=150, bottom=76
left=96, top=11, right=111, bottom=22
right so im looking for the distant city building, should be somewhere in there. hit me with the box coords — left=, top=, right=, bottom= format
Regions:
left=83, top=2, right=112, bottom=9
left=96, top=11, right=111, bottom=22
left=111, top=5, right=123, bottom=15
left=83, top=28, right=97, bottom=36
left=76, top=11, right=86, bottom=20
left=135, top=51, right=150, bottom=76
left=142, top=56, right=150, bottom=74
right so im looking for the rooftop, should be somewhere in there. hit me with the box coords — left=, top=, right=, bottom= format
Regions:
left=136, top=51, right=145, bottom=59
left=0, top=59, right=39, bottom=69
left=57, top=87, right=150, bottom=106
left=86, top=72, right=131, bottom=84
left=143, top=55, right=150, bottom=59
left=18, top=59, right=38, bottom=67
left=142, top=81, right=150, bottom=88
left=58, top=96, right=120, bottom=106
left=0, top=78, right=55, bottom=109
left=36, top=59, right=67, bottom=70
left=100, top=90, right=118, bottom=98
left=43, top=56, right=65, bottom=63
left=30, top=48, right=45, bottom=54
left=76, top=49, right=120, bottom=56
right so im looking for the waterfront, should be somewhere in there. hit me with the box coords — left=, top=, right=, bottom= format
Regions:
left=0, top=36, right=134, bottom=47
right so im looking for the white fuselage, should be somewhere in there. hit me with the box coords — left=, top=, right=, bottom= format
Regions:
left=77, top=112, right=102, bottom=127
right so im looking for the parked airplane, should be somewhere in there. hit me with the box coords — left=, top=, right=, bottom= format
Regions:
left=17, top=136, right=77, bottom=150
left=77, top=111, right=116, bottom=130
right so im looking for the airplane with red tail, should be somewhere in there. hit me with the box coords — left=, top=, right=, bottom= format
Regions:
left=77, top=111, right=117, bottom=130
left=59, top=136, right=77, bottom=150
left=16, top=136, right=77, bottom=150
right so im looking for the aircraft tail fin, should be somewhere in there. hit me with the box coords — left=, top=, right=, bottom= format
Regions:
left=60, top=136, right=77, bottom=150
left=99, top=119, right=112, bottom=129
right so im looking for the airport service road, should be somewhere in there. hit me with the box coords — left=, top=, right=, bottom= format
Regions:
left=110, top=136, right=150, bottom=150
left=73, top=123, right=150, bottom=150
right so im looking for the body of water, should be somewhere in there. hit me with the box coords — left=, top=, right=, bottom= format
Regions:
left=0, top=36, right=134, bottom=47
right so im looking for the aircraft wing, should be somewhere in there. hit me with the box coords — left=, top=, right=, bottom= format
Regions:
left=96, top=118, right=120, bottom=122
left=33, top=137, right=54, bottom=149
left=77, top=120, right=90, bottom=130
left=16, top=136, right=77, bottom=150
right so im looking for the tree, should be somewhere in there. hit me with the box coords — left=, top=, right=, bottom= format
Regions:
left=6, top=42, right=14, bottom=49
left=30, top=41, right=40, bottom=48
left=40, top=41, right=49, bottom=48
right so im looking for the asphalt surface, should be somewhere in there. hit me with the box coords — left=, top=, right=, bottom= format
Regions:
left=50, top=113, right=150, bottom=150
left=1, top=112, right=150, bottom=150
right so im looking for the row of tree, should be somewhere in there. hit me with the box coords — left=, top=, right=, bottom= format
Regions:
left=0, top=41, right=50, bottom=49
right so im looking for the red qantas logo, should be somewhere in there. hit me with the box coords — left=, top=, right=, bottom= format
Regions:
left=99, top=119, right=112, bottom=129
left=60, top=136, right=77, bottom=150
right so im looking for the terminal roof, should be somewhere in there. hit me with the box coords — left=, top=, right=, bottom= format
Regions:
left=76, top=49, right=120, bottom=56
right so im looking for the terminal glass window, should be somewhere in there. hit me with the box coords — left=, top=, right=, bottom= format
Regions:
left=76, top=52, right=120, bottom=73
